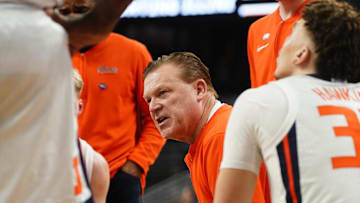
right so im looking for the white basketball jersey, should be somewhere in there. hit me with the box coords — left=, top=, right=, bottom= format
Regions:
left=0, top=4, right=91, bottom=202
left=222, top=75, right=360, bottom=203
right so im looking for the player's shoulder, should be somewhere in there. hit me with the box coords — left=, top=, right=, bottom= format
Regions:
left=239, top=82, right=286, bottom=104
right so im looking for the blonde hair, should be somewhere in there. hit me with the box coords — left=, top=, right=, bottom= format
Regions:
left=72, top=69, right=83, bottom=97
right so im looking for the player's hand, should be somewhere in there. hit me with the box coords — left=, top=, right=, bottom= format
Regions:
left=121, top=160, right=143, bottom=178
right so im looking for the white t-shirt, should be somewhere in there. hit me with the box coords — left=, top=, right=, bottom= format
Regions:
left=0, top=4, right=91, bottom=202
left=221, top=75, right=360, bottom=203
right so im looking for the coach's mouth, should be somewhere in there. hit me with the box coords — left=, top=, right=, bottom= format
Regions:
left=156, top=116, right=169, bottom=128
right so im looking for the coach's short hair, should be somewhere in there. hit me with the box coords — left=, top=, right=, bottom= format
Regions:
left=303, top=0, right=360, bottom=82
left=143, top=52, right=219, bottom=99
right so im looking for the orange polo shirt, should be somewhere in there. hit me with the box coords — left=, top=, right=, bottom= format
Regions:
left=72, top=33, right=165, bottom=191
left=247, top=0, right=315, bottom=88
left=184, top=104, right=265, bottom=203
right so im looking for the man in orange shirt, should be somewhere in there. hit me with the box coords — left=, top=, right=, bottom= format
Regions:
left=58, top=0, right=166, bottom=202
left=248, top=0, right=315, bottom=88
left=143, top=52, right=265, bottom=203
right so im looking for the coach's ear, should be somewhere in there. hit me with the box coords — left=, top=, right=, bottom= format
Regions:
left=193, top=79, right=207, bottom=101
left=293, top=46, right=311, bottom=66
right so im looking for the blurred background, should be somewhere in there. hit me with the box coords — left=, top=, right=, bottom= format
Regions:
left=112, top=0, right=360, bottom=202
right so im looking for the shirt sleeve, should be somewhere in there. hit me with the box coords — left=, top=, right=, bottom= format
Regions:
left=220, top=89, right=263, bottom=174
left=220, top=84, right=288, bottom=175
left=127, top=44, right=166, bottom=175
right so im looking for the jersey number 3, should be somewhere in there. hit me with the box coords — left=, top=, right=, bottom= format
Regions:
left=318, top=105, right=360, bottom=169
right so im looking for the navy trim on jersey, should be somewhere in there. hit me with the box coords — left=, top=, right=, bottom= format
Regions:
left=288, top=124, right=302, bottom=203
left=77, top=138, right=94, bottom=203
left=308, top=74, right=331, bottom=81
left=84, top=197, right=94, bottom=203
left=276, top=123, right=302, bottom=203
left=77, top=138, right=92, bottom=189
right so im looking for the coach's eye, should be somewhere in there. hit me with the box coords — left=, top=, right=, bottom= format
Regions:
left=159, top=90, right=167, bottom=97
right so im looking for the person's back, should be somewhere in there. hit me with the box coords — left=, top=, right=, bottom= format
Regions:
left=256, top=75, right=360, bottom=203
left=0, top=4, right=91, bottom=201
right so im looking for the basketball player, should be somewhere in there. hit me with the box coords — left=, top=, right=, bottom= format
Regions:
left=74, top=69, right=110, bottom=203
left=214, top=1, right=360, bottom=202
left=0, top=0, right=131, bottom=201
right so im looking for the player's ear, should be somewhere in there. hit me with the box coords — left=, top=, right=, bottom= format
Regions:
left=293, top=46, right=311, bottom=66
left=193, top=79, right=207, bottom=100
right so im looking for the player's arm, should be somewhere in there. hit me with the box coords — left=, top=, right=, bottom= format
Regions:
left=51, top=0, right=132, bottom=55
left=214, top=168, right=257, bottom=203
left=91, top=152, right=110, bottom=203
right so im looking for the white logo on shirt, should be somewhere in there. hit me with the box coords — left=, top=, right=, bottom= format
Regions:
left=257, top=43, right=269, bottom=52
left=263, top=33, right=270, bottom=40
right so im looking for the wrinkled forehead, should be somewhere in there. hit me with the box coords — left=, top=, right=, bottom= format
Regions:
left=144, top=65, right=182, bottom=94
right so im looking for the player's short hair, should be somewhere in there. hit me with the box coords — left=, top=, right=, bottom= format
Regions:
left=143, top=52, right=219, bottom=98
left=73, top=69, right=83, bottom=97
left=303, top=0, right=360, bottom=82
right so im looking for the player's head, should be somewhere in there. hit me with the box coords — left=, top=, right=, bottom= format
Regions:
left=57, top=0, right=94, bottom=16
left=302, top=0, right=360, bottom=82
left=73, top=69, right=83, bottom=97
left=143, top=52, right=217, bottom=143
left=275, top=0, right=360, bottom=82
left=72, top=69, right=84, bottom=114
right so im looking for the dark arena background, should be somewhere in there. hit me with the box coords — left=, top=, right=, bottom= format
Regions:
left=112, top=0, right=360, bottom=202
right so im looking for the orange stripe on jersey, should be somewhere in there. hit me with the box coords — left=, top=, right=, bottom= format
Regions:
left=73, top=156, right=83, bottom=195
left=283, top=135, right=298, bottom=203
left=277, top=123, right=302, bottom=203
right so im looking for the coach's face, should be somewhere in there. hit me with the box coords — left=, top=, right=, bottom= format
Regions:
left=57, top=0, right=94, bottom=16
left=275, top=19, right=314, bottom=79
left=143, top=64, right=203, bottom=144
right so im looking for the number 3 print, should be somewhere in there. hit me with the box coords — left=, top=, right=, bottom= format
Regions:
left=318, top=105, right=360, bottom=169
